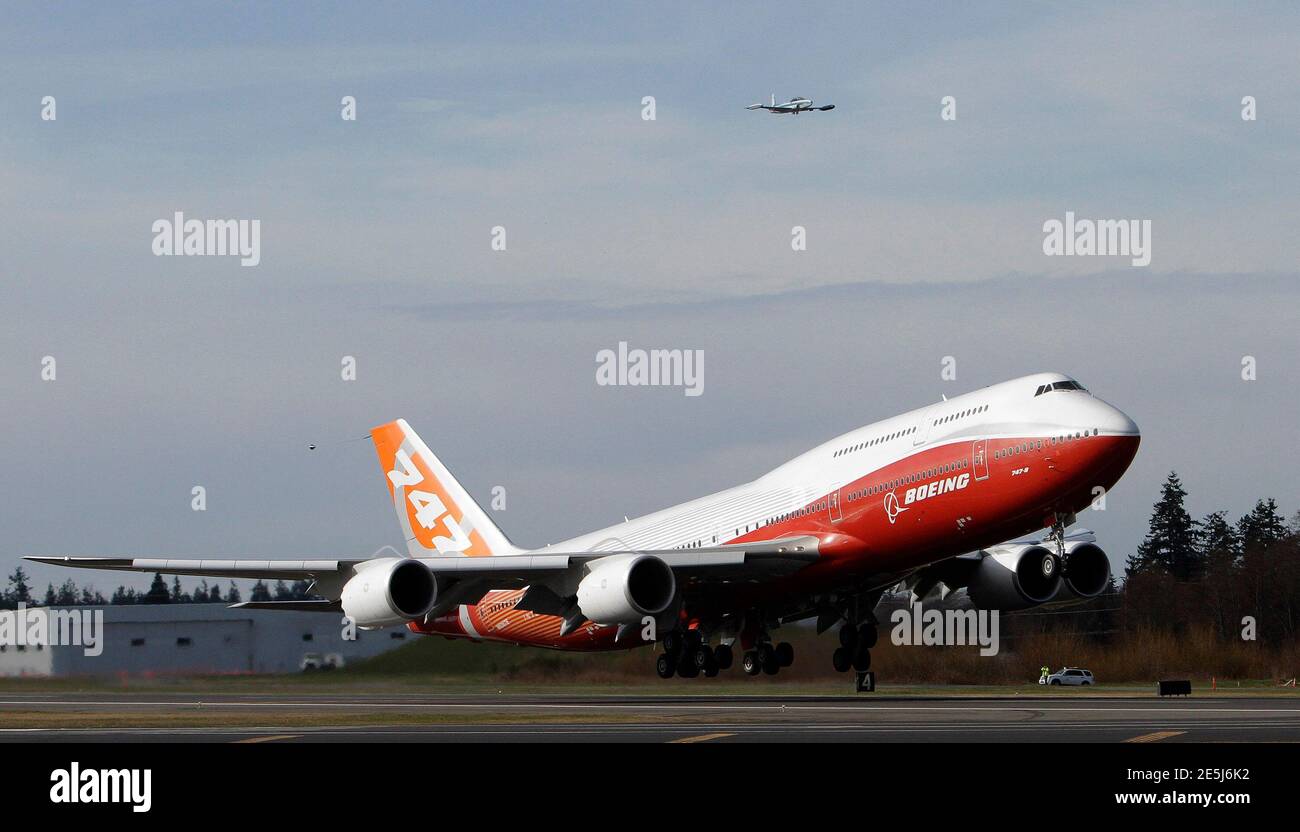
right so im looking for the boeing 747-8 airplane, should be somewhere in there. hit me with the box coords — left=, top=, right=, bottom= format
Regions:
left=30, top=372, right=1139, bottom=679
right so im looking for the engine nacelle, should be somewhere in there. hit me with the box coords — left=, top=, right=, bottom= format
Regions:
left=575, top=554, right=676, bottom=626
left=1059, top=541, right=1111, bottom=599
left=340, top=558, right=437, bottom=629
left=967, top=544, right=1061, bottom=611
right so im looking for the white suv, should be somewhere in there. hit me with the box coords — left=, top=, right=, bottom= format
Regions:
left=1046, top=667, right=1094, bottom=686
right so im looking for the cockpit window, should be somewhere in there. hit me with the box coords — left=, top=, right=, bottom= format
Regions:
left=1034, top=380, right=1088, bottom=396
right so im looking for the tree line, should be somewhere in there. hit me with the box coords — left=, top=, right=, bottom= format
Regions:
left=1120, top=472, right=1299, bottom=648
left=1, top=569, right=318, bottom=610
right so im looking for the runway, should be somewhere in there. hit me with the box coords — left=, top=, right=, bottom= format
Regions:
left=2, top=692, right=1299, bottom=742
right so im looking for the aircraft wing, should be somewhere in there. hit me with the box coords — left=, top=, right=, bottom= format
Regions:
left=418, top=535, right=817, bottom=579
left=24, top=556, right=362, bottom=580
left=24, top=535, right=819, bottom=583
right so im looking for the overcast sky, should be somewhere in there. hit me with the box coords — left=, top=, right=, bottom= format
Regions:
left=2, top=2, right=1297, bottom=594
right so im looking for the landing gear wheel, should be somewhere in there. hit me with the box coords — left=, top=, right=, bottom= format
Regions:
left=857, top=623, right=878, bottom=649
left=703, top=658, right=719, bottom=677
left=692, top=645, right=715, bottom=671
left=662, top=630, right=683, bottom=656
left=762, top=656, right=780, bottom=675
left=714, top=643, right=734, bottom=670
left=742, top=650, right=762, bottom=676
left=655, top=653, right=676, bottom=679
left=832, top=646, right=852, bottom=673
left=839, top=625, right=858, bottom=649
left=852, top=646, right=872, bottom=672
left=684, top=630, right=703, bottom=651
left=774, top=642, right=794, bottom=668
left=677, top=657, right=700, bottom=678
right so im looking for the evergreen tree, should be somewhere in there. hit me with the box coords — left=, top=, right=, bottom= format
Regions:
left=56, top=579, right=78, bottom=606
left=170, top=576, right=184, bottom=603
left=43, top=583, right=57, bottom=606
left=250, top=580, right=271, bottom=602
left=227, top=581, right=242, bottom=603
left=208, top=582, right=221, bottom=603
left=273, top=580, right=292, bottom=601
left=1199, top=510, right=1241, bottom=563
left=1237, top=498, right=1288, bottom=552
left=6, top=566, right=33, bottom=605
left=1132, top=472, right=1202, bottom=579
left=143, top=572, right=171, bottom=604
left=193, top=580, right=209, bottom=603
left=1123, top=551, right=1144, bottom=579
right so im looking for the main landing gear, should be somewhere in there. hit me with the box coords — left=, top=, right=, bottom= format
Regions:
left=655, top=626, right=791, bottom=679
left=831, top=621, right=877, bottom=674
left=656, top=629, right=737, bottom=679
left=740, top=640, right=794, bottom=676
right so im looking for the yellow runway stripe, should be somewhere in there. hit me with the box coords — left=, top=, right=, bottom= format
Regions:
left=669, top=732, right=735, bottom=744
left=231, top=734, right=301, bottom=744
left=1124, top=730, right=1186, bottom=743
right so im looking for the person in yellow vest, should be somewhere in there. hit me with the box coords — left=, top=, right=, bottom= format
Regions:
left=1039, top=664, right=1050, bottom=684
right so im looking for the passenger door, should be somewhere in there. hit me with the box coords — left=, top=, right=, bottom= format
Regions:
left=972, top=439, right=989, bottom=481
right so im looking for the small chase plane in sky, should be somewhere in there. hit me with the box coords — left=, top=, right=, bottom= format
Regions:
left=747, top=93, right=835, bottom=114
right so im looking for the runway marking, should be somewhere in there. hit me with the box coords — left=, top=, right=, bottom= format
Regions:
left=668, top=732, right=734, bottom=744
left=1124, top=730, right=1186, bottom=743
left=4, top=700, right=1298, bottom=715
left=231, top=734, right=300, bottom=744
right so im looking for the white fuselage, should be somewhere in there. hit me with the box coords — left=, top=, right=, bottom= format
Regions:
left=543, top=372, right=1138, bottom=555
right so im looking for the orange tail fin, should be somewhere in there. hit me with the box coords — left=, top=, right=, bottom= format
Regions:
left=371, top=419, right=519, bottom=557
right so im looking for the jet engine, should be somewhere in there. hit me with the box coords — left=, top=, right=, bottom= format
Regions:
left=1059, top=540, right=1111, bottom=599
left=966, top=544, right=1061, bottom=611
left=340, top=558, right=437, bottom=629
left=575, top=554, right=676, bottom=625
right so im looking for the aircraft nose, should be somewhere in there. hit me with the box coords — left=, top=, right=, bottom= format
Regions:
left=1098, top=401, right=1139, bottom=437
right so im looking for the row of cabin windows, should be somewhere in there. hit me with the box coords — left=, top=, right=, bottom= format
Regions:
left=846, top=456, right=971, bottom=501
left=834, top=404, right=992, bottom=459
left=993, top=428, right=1100, bottom=459
left=931, top=403, right=990, bottom=428
left=744, top=499, right=830, bottom=534
left=833, top=425, right=918, bottom=458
